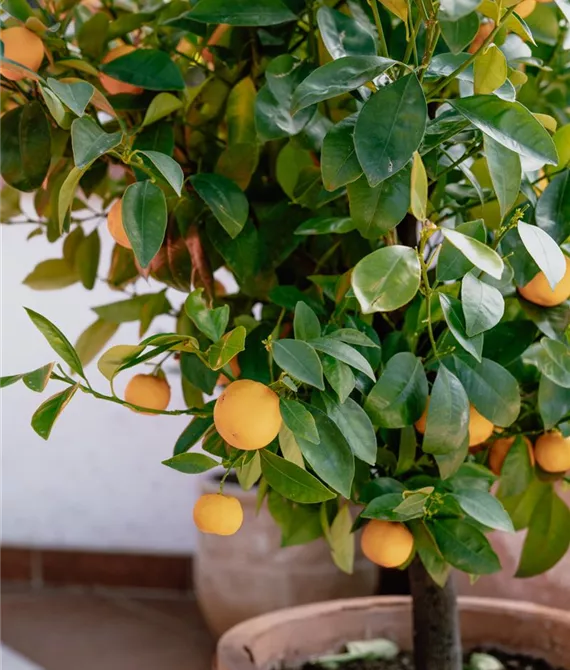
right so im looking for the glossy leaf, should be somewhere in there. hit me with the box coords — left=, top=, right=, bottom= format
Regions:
left=484, top=136, right=521, bottom=221
left=410, top=151, right=428, bottom=221
left=322, top=355, right=356, bottom=403
left=97, top=344, right=144, bottom=381
left=75, top=319, right=119, bottom=367
left=272, top=340, right=324, bottom=389
left=423, top=365, right=470, bottom=455
left=173, top=413, right=215, bottom=456
left=295, top=217, right=355, bottom=236
left=226, top=77, right=257, bottom=145
left=461, top=272, right=504, bottom=337
left=208, top=327, right=246, bottom=371
left=439, top=294, right=483, bottom=361
left=451, top=96, right=558, bottom=166
left=440, top=14, right=479, bottom=54
left=437, top=220, right=485, bottom=282
left=189, top=0, right=296, bottom=25
left=328, top=505, right=354, bottom=574
left=136, top=150, right=184, bottom=196
left=348, top=168, right=411, bottom=239
left=497, top=436, right=535, bottom=499
left=47, top=78, right=93, bottom=117
left=474, top=45, right=507, bottom=95
left=365, top=352, right=428, bottom=428
left=517, top=222, right=566, bottom=290
left=122, top=180, right=167, bottom=268
left=291, top=56, right=396, bottom=113
left=452, top=489, right=514, bottom=532
left=439, top=0, right=480, bottom=20
left=23, top=259, right=78, bottom=290
left=185, top=289, right=229, bottom=342
left=538, top=376, right=570, bottom=430
left=352, top=245, right=421, bottom=314
left=316, top=5, right=376, bottom=59
left=58, top=166, right=90, bottom=232
left=355, top=74, right=427, bottom=186
left=31, top=384, right=79, bottom=440
left=441, top=228, right=503, bottom=280
left=260, top=451, right=335, bottom=503
left=190, top=173, right=248, bottom=239
left=379, top=0, right=408, bottom=21
left=279, top=424, right=305, bottom=468
left=71, top=117, right=122, bottom=169
left=430, top=519, right=500, bottom=574
left=525, top=339, right=570, bottom=389
left=321, top=114, right=362, bottom=191
left=294, top=302, right=321, bottom=341
left=100, top=49, right=185, bottom=91
left=142, top=92, right=183, bottom=127
left=310, top=338, right=375, bottom=381
left=21, top=363, right=55, bottom=393
left=535, top=171, right=570, bottom=245
left=75, top=229, right=100, bottom=290
left=280, top=398, right=319, bottom=444
left=162, top=453, right=218, bottom=474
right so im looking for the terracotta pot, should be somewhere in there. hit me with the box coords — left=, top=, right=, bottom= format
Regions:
left=194, top=479, right=378, bottom=637
left=217, top=596, right=570, bottom=670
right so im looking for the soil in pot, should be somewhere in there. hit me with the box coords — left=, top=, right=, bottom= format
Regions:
left=299, top=648, right=566, bottom=670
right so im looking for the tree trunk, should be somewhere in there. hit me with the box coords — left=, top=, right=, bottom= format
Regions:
left=408, top=557, right=462, bottom=670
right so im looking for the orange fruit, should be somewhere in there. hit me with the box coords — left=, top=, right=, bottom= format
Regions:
left=469, top=22, right=494, bottom=55
left=415, top=400, right=494, bottom=447
left=99, top=45, right=143, bottom=96
left=0, top=27, right=44, bottom=80
left=213, top=379, right=281, bottom=450
left=488, top=436, right=534, bottom=475
left=107, top=199, right=131, bottom=249
left=124, top=374, right=171, bottom=414
left=361, top=520, right=414, bottom=568
left=518, top=257, right=570, bottom=307
left=193, top=494, right=243, bottom=536
left=515, top=0, right=536, bottom=17
left=534, top=432, right=570, bottom=473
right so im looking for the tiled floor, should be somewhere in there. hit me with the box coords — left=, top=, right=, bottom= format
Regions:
left=1, top=584, right=215, bottom=670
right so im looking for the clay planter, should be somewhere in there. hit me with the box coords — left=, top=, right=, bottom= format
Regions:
left=217, top=596, right=570, bottom=670
left=194, top=479, right=378, bottom=637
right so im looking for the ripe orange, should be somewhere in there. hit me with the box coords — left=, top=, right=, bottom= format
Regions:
left=107, top=199, right=132, bottom=249
left=213, top=379, right=281, bottom=450
left=534, top=432, right=570, bottom=473
left=361, top=520, right=414, bottom=568
left=193, top=493, right=243, bottom=535
left=415, top=400, right=494, bottom=447
left=0, top=27, right=44, bottom=81
left=518, top=257, right=570, bottom=307
left=515, top=0, right=536, bottom=17
left=488, top=435, right=534, bottom=475
left=124, top=374, right=171, bottom=414
left=99, top=45, right=143, bottom=96
left=468, top=22, right=494, bottom=55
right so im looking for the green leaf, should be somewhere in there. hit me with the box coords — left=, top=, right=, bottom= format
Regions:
left=348, top=168, right=411, bottom=239
left=1, top=374, right=22, bottom=388
left=255, top=83, right=315, bottom=142
left=362, top=493, right=409, bottom=521
left=501, top=479, right=550, bottom=532
left=22, top=363, right=55, bottom=393
left=352, top=245, right=421, bottom=314
left=280, top=398, right=319, bottom=444
left=474, top=45, right=507, bottom=95
left=75, top=319, right=119, bottom=367
left=517, top=222, right=566, bottom=290
left=437, top=220, right=485, bottom=282
left=135, top=150, right=184, bottom=196
left=100, top=49, right=185, bottom=91
left=410, top=152, right=428, bottom=221
left=2, top=0, right=35, bottom=21
left=236, top=451, right=262, bottom=491
left=483, top=136, right=521, bottom=222
left=141, top=92, right=183, bottom=127
left=294, top=301, right=321, bottom=341
left=25, top=308, right=85, bottom=379
left=189, top=0, right=296, bottom=25
left=185, top=289, right=229, bottom=342
left=190, top=173, right=248, bottom=239
left=296, top=406, right=354, bottom=498
left=291, top=56, right=396, bottom=113
left=93, top=294, right=169, bottom=323
left=440, top=13, right=480, bottom=54
left=439, top=0, right=480, bottom=20
left=525, top=338, right=570, bottom=388
left=260, top=451, right=335, bottom=503
left=430, top=518, right=501, bottom=574
left=272, top=340, right=324, bottom=389
left=97, top=344, right=145, bottom=381
left=47, top=78, right=93, bottom=117
left=122, top=180, right=167, bottom=268
left=174, top=413, right=215, bottom=455
left=516, top=489, right=570, bottom=577
left=310, top=337, right=375, bottom=381
left=279, top=424, right=305, bottom=468
left=31, top=384, right=79, bottom=440
left=208, top=326, right=246, bottom=371
left=108, top=12, right=155, bottom=39
left=439, top=293, right=483, bottom=361
left=75, top=229, right=100, bottom=290
left=322, top=355, right=356, bottom=404
left=536, top=171, right=570, bottom=245
left=365, top=352, right=428, bottom=428
left=327, top=328, right=380, bottom=349
left=441, top=228, right=504, bottom=280
left=452, top=489, right=514, bottom=532
left=316, top=5, right=376, bottom=59
left=320, top=392, right=377, bottom=465
left=328, top=505, right=355, bottom=574
left=355, top=74, right=427, bottom=186
left=23, top=259, right=79, bottom=290
left=409, top=521, right=451, bottom=588
left=497, top=436, right=535, bottom=499
left=0, top=102, right=51, bottom=192
left=77, top=13, right=109, bottom=60
left=423, top=365, right=470, bottom=455
left=181, top=352, right=218, bottom=395
left=451, top=96, right=558, bottom=166
left=162, top=453, right=218, bottom=474
left=396, top=426, right=417, bottom=476
left=71, top=117, right=122, bottom=169
left=226, top=77, right=257, bottom=145
left=321, top=114, right=362, bottom=191
left=58, top=166, right=90, bottom=233
left=461, top=272, right=504, bottom=337
left=538, top=376, right=570, bottom=430
left=452, top=356, right=521, bottom=427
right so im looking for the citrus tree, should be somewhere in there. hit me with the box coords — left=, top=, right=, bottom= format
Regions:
left=2, top=0, right=570, bottom=668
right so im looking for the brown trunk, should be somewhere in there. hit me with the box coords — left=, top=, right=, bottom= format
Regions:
left=408, top=557, right=462, bottom=670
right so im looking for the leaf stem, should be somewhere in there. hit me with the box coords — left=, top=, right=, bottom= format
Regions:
left=418, top=230, right=439, bottom=358
left=370, top=0, right=389, bottom=58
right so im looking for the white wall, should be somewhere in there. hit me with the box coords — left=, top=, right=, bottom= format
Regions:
left=1, top=203, right=209, bottom=555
